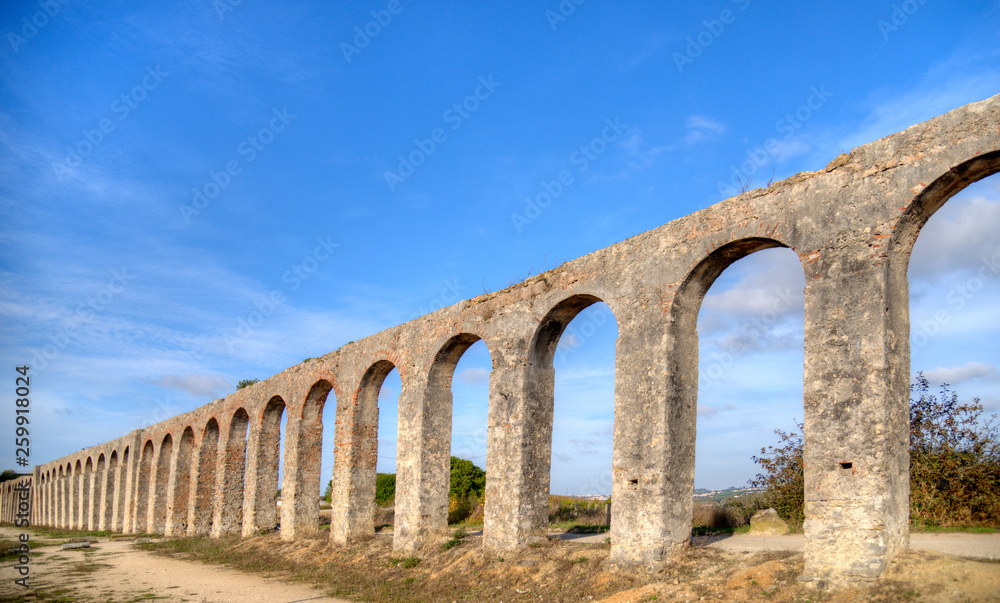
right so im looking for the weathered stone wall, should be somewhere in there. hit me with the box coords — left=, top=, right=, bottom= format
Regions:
left=3, top=93, right=998, bottom=586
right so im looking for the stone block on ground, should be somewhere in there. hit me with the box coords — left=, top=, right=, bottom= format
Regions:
left=749, top=508, right=789, bottom=535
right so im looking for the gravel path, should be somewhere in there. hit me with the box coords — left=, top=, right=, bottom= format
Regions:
left=0, top=526, right=350, bottom=603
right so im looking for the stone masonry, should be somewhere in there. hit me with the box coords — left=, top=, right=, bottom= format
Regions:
left=3, top=94, right=999, bottom=587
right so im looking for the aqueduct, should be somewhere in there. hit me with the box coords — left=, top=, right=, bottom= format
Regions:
left=3, top=93, right=999, bottom=586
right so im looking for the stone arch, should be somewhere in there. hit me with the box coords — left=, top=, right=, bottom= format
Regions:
left=600, top=237, right=802, bottom=564
left=166, top=427, right=195, bottom=536
left=134, top=440, right=154, bottom=534
left=330, top=360, right=397, bottom=546
left=149, top=434, right=173, bottom=534
left=395, top=332, right=494, bottom=550
left=506, top=293, right=619, bottom=543
left=885, top=151, right=1000, bottom=415
left=282, top=379, right=334, bottom=539
left=191, top=418, right=220, bottom=536
left=72, top=459, right=83, bottom=529
left=86, top=455, right=101, bottom=530
left=112, top=447, right=128, bottom=532
left=213, top=408, right=250, bottom=537
left=245, top=397, right=285, bottom=535
left=103, top=450, right=118, bottom=531
left=56, top=465, right=65, bottom=528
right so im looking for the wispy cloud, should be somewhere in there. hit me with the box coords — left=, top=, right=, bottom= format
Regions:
left=684, top=115, right=726, bottom=144
left=920, top=362, right=1000, bottom=386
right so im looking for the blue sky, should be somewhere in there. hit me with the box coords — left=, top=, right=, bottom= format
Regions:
left=1, top=1, right=998, bottom=494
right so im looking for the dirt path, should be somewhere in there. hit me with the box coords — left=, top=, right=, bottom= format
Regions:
left=0, top=526, right=350, bottom=603
left=559, top=529, right=1000, bottom=560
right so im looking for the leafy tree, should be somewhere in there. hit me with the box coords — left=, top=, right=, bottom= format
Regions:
left=324, top=479, right=333, bottom=502
left=450, top=456, right=485, bottom=500
left=909, top=374, right=1000, bottom=525
left=237, top=378, right=259, bottom=390
left=749, top=374, right=1000, bottom=527
left=749, top=421, right=804, bottom=524
left=376, top=473, right=396, bottom=505
left=0, top=469, right=19, bottom=483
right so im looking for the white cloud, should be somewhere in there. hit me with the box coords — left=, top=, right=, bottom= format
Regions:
left=458, top=367, right=489, bottom=384
left=684, top=115, right=726, bottom=144
left=920, top=362, right=999, bottom=386
left=698, top=404, right=718, bottom=415
left=909, top=186, right=1000, bottom=280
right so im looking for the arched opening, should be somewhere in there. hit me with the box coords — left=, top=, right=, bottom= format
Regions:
left=150, top=434, right=173, bottom=534
left=114, top=447, right=128, bottom=532
left=192, top=418, right=220, bottom=536
left=105, top=451, right=119, bottom=531
left=56, top=466, right=64, bottom=527
left=134, top=441, right=154, bottom=533
left=664, top=238, right=804, bottom=543
left=281, top=379, right=335, bottom=539
left=694, top=246, right=805, bottom=528
left=167, top=428, right=195, bottom=536
left=526, top=294, right=619, bottom=537
left=214, top=408, right=250, bottom=536
left=83, top=457, right=94, bottom=530
left=400, top=334, right=491, bottom=544
left=249, top=397, right=285, bottom=534
left=63, top=463, right=72, bottom=528
left=73, top=459, right=83, bottom=530
left=894, top=165, right=1000, bottom=527
left=331, top=359, right=398, bottom=544
left=448, top=337, right=491, bottom=518
left=373, top=362, right=401, bottom=514
left=94, top=454, right=106, bottom=530
left=550, top=301, right=617, bottom=503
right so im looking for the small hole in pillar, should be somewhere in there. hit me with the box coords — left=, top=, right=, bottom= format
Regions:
left=629, top=478, right=638, bottom=485
left=839, top=462, right=852, bottom=470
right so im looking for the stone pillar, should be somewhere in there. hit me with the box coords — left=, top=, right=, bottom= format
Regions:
left=279, top=419, right=314, bottom=539
left=87, top=470, right=98, bottom=530
left=330, top=364, right=386, bottom=547
left=608, top=312, right=694, bottom=566
left=212, top=412, right=249, bottom=538
left=799, top=252, right=909, bottom=586
left=392, top=378, right=444, bottom=552
left=482, top=362, right=554, bottom=552
left=77, top=471, right=86, bottom=530
left=100, top=466, right=114, bottom=531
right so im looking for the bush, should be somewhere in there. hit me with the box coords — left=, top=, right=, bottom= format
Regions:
left=236, top=379, right=259, bottom=390
left=749, top=374, right=1000, bottom=527
left=376, top=473, right=396, bottom=506
left=450, top=457, right=485, bottom=500
left=909, top=374, right=1000, bottom=526
left=749, top=422, right=805, bottom=525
